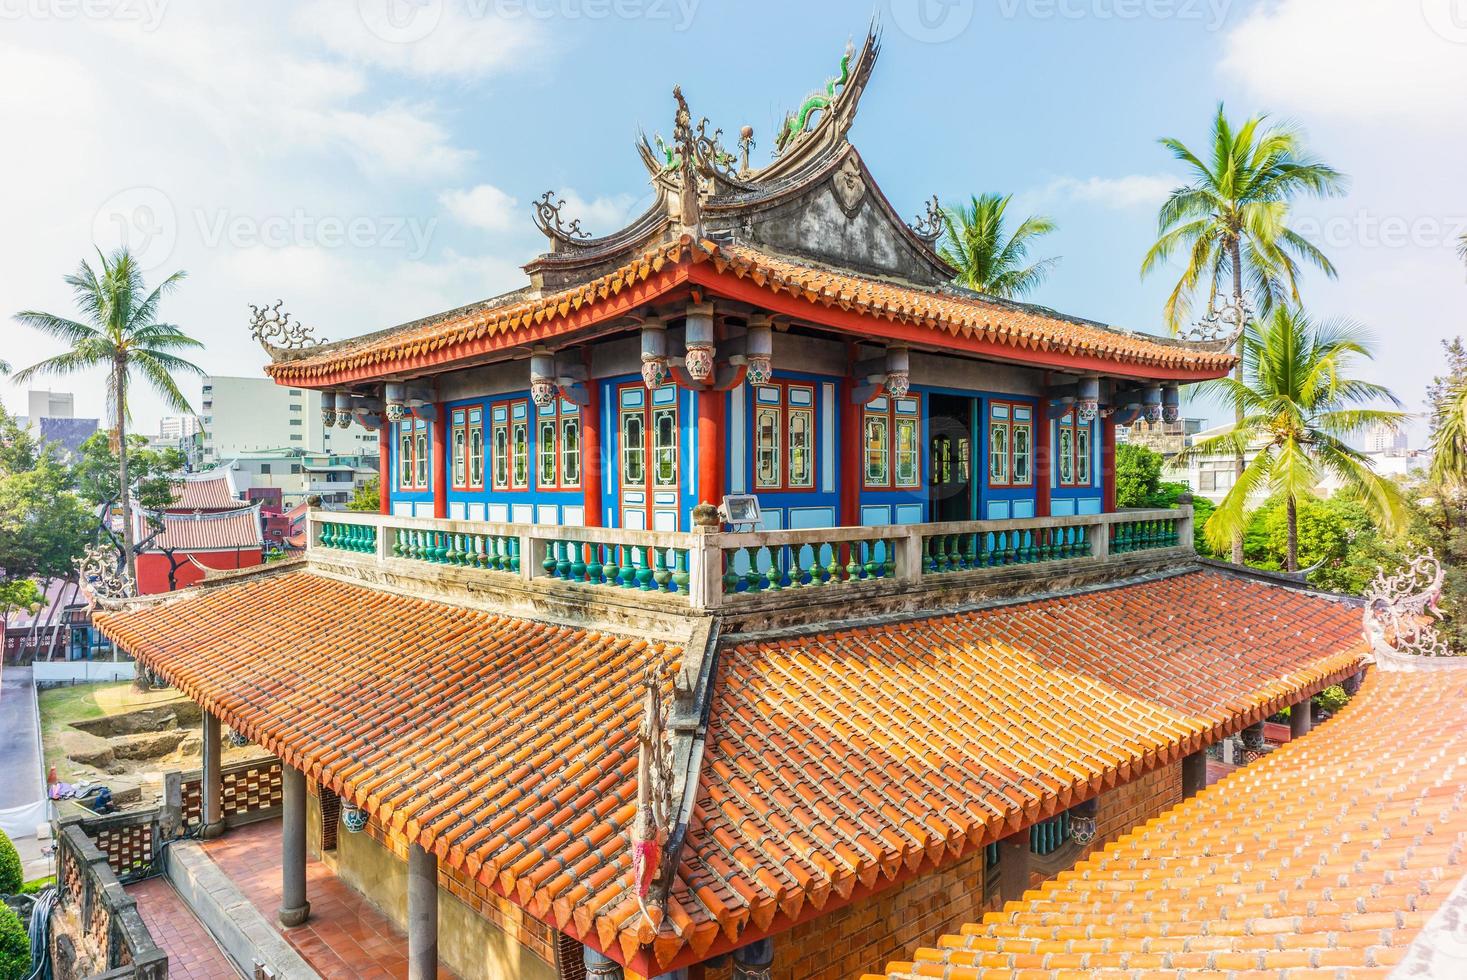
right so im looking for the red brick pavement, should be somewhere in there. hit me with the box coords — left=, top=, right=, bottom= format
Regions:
left=203, top=819, right=454, bottom=979
left=127, top=876, right=241, bottom=980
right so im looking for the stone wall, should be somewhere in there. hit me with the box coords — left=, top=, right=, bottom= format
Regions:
left=305, top=789, right=558, bottom=980
left=52, top=821, right=168, bottom=980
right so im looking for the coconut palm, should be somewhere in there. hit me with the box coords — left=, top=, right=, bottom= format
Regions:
left=938, top=194, right=1058, bottom=300
left=13, top=248, right=202, bottom=585
left=1181, top=305, right=1406, bottom=571
left=1430, top=381, right=1467, bottom=489
left=1144, top=104, right=1345, bottom=561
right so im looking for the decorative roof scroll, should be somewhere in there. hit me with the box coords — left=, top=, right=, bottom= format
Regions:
left=531, top=190, right=592, bottom=245
left=77, top=543, right=133, bottom=600
left=250, top=301, right=323, bottom=356
left=775, top=37, right=856, bottom=153
left=910, top=195, right=943, bottom=243
left=1364, top=550, right=1456, bottom=658
left=1181, top=289, right=1253, bottom=345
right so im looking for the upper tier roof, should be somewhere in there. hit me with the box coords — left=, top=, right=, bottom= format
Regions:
left=93, top=565, right=1362, bottom=973
left=166, top=470, right=239, bottom=511
left=256, top=28, right=1238, bottom=388
left=265, top=238, right=1236, bottom=387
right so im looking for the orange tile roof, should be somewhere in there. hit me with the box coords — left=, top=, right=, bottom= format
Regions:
left=92, top=567, right=1363, bottom=972
left=136, top=506, right=263, bottom=551
left=266, top=238, right=1236, bottom=387
left=94, top=570, right=681, bottom=960
left=167, top=473, right=238, bottom=510
left=863, top=663, right=1467, bottom=979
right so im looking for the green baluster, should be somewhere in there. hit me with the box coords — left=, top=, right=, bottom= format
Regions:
left=569, top=541, right=587, bottom=582
left=745, top=548, right=764, bottom=592
left=965, top=533, right=979, bottom=570
left=804, top=546, right=821, bottom=587
left=443, top=533, right=458, bottom=565
left=557, top=540, right=574, bottom=580
left=863, top=540, right=878, bottom=579
left=826, top=545, right=841, bottom=585
left=883, top=540, right=894, bottom=578
left=673, top=549, right=690, bottom=595
left=845, top=543, right=860, bottom=583
left=723, top=550, right=740, bottom=594
left=542, top=540, right=558, bottom=577
left=633, top=546, right=653, bottom=591
left=922, top=537, right=935, bottom=574
left=652, top=547, right=671, bottom=592
left=766, top=548, right=784, bottom=591
left=585, top=543, right=604, bottom=584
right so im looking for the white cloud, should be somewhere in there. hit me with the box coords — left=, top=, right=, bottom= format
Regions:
left=556, top=189, right=643, bottom=237
left=1035, top=174, right=1178, bottom=210
left=293, top=0, right=544, bottom=80
left=1220, top=0, right=1467, bottom=123
left=441, top=184, right=521, bottom=232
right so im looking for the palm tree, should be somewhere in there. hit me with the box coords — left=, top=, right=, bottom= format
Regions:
left=1181, top=305, right=1406, bottom=571
left=1143, top=104, right=1345, bottom=561
left=1430, top=382, right=1467, bottom=488
left=938, top=194, right=1058, bottom=300
left=13, top=248, right=202, bottom=585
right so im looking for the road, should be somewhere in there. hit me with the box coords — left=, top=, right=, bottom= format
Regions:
left=0, top=666, right=43, bottom=810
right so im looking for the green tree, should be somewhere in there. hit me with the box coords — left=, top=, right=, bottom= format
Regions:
left=1115, top=443, right=1165, bottom=507
left=0, top=905, right=25, bottom=980
left=346, top=476, right=381, bottom=513
left=74, top=432, right=185, bottom=513
left=1182, top=306, right=1406, bottom=571
left=0, top=831, right=20, bottom=895
left=938, top=194, right=1058, bottom=299
left=1143, top=105, right=1344, bottom=561
left=13, top=248, right=203, bottom=585
left=0, top=404, right=91, bottom=601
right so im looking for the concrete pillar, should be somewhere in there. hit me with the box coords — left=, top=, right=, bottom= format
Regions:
left=1290, top=698, right=1313, bottom=739
left=277, top=764, right=310, bottom=927
left=407, top=842, right=438, bottom=980
left=1181, top=749, right=1207, bottom=798
left=732, top=937, right=773, bottom=980
left=997, top=834, right=1030, bottom=904
left=200, top=712, right=224, bottom=839
left=583, top=946, right=623, bottom=979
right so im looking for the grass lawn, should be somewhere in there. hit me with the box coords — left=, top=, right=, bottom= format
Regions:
left=37, top=682, right=188, bottom=783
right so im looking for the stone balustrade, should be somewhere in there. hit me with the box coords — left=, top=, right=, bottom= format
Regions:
left=312, top=507, right=1192, bottom=618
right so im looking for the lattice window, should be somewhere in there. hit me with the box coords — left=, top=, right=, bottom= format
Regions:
left=318, top=784, right=340, bottom=851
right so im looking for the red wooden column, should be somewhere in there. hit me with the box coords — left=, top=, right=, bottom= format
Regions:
left=378, top=425, right=391, bottom=516
left=582, top=376, right=603, bottom=527
left=697, top=388, right=724, bottom=507
left=1101, top=416, right=1117, bottom=512
left=431, top=404, right=447, bottom=519
left=839, top=345, right=862, bottom=528
left=1034, top=398, right=1052, bottom=518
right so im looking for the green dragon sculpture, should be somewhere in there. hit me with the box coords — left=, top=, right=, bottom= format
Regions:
left=775, top=41, right=854, bottom=154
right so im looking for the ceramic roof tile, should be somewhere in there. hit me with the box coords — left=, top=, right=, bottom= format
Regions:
left=167, top=473, right=238, bottom=510
left=93, top=567, right=1364, bottom=971
left=266, top=238, right=1236, bottom=386
left=136, top=506, right=263, bottom=551
left=863, top=664, right=1467, bottom=979
left=685, top=571, right=1366, bottom=963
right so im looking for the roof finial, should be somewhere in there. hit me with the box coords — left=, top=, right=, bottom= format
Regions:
left=249, top=301, right=323, bottom=353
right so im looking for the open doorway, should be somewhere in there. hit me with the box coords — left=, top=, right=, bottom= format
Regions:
left=928, top=394, right=975, bottom=522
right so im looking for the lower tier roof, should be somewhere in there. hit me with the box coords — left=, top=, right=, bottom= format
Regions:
left=864, top=663, right=1467, bottom=979
left=93, top=565, right=1366, bottom=972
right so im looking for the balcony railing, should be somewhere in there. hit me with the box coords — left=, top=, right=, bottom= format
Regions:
left=310, top=507, right=1193, bottom=613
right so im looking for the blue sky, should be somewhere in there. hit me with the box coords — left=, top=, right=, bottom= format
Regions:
left=2, top=0, right=1463, bottom=440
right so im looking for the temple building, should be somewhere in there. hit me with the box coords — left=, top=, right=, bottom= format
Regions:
left=131, top=470, right=265, bottom=594
left=92, top=29, right=1380, bottom=980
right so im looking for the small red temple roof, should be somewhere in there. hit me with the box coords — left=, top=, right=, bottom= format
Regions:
left=135, top=505, right=263, bottom=552
left=92, top=567, right=1363, bottom=972
left=167, top=471, right=239, bottom=511
left=264, top=238, right=1237, bottom=388
left=862, top=663, right=1467, bottom=979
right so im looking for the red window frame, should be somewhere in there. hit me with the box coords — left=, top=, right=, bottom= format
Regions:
left=751, top=380, right=817, bottom=493
left=488, top=399, right=531, bottom=492
left=535, top=399, right=582, bottom=491
left=1057, top=413, right=1093, bottom=488
left=397, top=419, right=430, bottom=491
left=450, top=406, right=485, bottom=492
left=987, top=400, right=1034, bottom=489
left=862, top=394, right=921, bottom=490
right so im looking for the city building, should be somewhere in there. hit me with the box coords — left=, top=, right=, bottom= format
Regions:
left=1118, top=416, right=1203, bottom=457
left=159, top=414, right=203, bottom=441
left=91, top=32, right=1379, bottom=980
left=23, top=388, right=99, bottom=458
left=200, top=375, right=379, bottom=465
left=222, top=448, right=378, bottom=508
